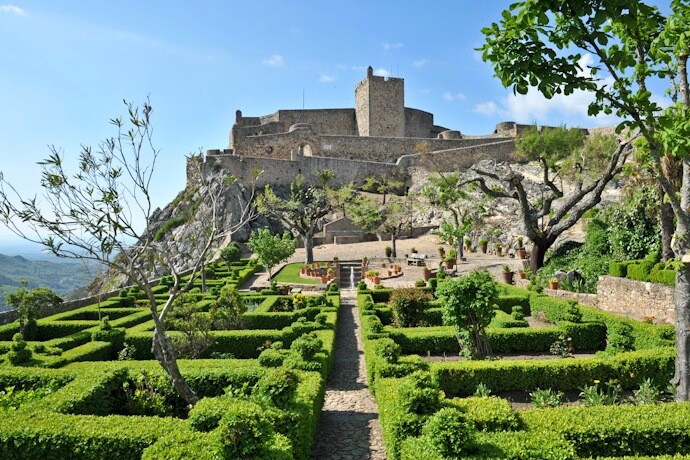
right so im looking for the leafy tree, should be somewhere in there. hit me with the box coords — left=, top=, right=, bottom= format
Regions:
left=247, top=228, right=296, bottom=279
left=0, top=101, right=256, bottom=406
left=350, top=195, right=416, bottom=257
left=163, top=293, right=213, bottom=359
left=436, top=271, right=498, bottom=358
left=460, top=125, right=629, bottom=273
left=211, top=284, right=246, bottom=330
left=219, top=241, right=241, bottom=267
left=422, top=172, right=488, bottom=261
left=256, top=175, right=330, bottom=264
left=481, top=0, right=690, bottom=399
left=5, top=281, right=61, bottom=340
left=361, top=173, right=405, bottom=204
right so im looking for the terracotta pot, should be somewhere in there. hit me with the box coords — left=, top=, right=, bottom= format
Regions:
left=518, top=271, right=526, bottom=280
left=481, top=245, right=488, bottom=254
left=549, top=281, right=559, bottom=290
left=517, top=248, right=527, bottom=259
left=320, top=276, right=329, bottom=284
left=496, top=247, right=503, bottom=256
left=422, top=268, right=432, bottom=281
left=500, top=271, right=514, bottom=285
left=445, top=261, right=454, bottom=269
left=388, top=270, right=392, bottom=277
left=373, top=276, right=381, bottom=285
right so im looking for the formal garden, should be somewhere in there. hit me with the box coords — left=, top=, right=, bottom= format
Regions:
left=0, top=258, right=341, bottom=459
left=357, top=273, right=687, bottom=460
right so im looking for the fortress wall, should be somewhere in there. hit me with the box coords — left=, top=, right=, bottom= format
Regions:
left=397, top=139, right=516, bottom=171
left=203, top=154, right=402, bottom=189
left=275, top=109, right=357, bottom=136
left=404, top=108, right=435, bottom=138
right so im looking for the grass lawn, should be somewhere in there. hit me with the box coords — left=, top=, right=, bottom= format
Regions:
left=274, top=263, right=319, bottom=284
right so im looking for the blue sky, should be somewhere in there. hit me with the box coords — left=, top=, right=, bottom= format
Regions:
left=0, top=1, right=671, bottom=249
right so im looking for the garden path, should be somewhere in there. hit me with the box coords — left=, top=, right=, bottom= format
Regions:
left=309, top=289, right=387, bottom=460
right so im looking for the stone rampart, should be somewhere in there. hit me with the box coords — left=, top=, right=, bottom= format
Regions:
left=544, top=275, right=675, bottom=325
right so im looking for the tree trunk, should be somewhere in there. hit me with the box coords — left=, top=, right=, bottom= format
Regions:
left=660, top=201, right=675, bottom=262
left=304, top=235, right=314, bottom=264
left=673, top=264, right=690, bottom=401
left=529, top=242, right=548, bottom=274
left=391, top=234, right=397, bottom=258
left=151, top=325, right=199, bottom=407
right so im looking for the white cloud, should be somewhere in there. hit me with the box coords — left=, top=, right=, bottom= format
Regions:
left=383, top=42, right=403, bottom=51
left=352, top=65, right=366, bottom=71
left=319, top=73, right=335, bottom=83
left=443, top=92, right=466, bottom=101
left=413, top=59, right=429, bottom=68
left=374, top=68, right=390, bottom=77
left=263, top=54, right=284, bottom=67
left=0, top=4, right=25, bottom=15
left=474, top=101, right=503, bottom=117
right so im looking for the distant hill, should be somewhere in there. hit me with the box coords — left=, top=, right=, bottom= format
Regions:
left=0, top=253, right=93, bottom=312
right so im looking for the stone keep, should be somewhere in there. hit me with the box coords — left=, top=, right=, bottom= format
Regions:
left=355, top=66, right=405, bottom=137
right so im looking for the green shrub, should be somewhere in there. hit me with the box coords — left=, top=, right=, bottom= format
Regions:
left=421, top=407, right=476, bottom=457
left=446, top=396, right=519, bottom=432
left=257, top=348, right=285, bottom=368
left=376, top=338, right=401, bottom=364
left=606, top=321, right=635, bottom=354
left=217, top=400, right=276, bottom=458
left=255, top=368, right=299, bottom=408
left=390, top=288, right=432, bottom=328
left=289, top=333, right=323, bottom=361
left=7, top=334, right=32, bottom=365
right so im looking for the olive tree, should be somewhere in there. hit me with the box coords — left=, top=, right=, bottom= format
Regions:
left=481, top=0, right=690, bottom=399
left=0, top=101, right=256, bottom=407
left=247, top=228, right=296, bottom=279
left=5, top=281, right=61, bottom=340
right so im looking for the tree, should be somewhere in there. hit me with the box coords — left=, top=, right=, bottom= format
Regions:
left=0, top=101, right=256, bottom=407
left=350, top=194, right=416, bottom=257
left=461, top=125, right=630, bottom=273
left=247, top=228, right=296, bottom=279
left=436, top=271, right=498, bottom=359
left=422, top=172, right=488, bottom=262
left=219, top=241, right=242, bottom=267
left=5, top=281, right=62, bottom=340
left=361, top=173, right=405, bottom=204
left=481, top=0, right=690, bottom=399
left=256, top=175, right=330, bottom=264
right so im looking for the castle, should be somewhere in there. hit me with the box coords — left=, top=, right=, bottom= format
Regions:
left=190, top=67, right=532, bottom=189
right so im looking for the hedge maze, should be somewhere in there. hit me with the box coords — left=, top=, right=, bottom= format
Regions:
left=358, top=282, right=687, bottom=460
left=0, top=259, right=340, bottom=459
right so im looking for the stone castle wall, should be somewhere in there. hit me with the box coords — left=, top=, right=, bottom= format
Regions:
left=355, top=72, right=405, bottom=137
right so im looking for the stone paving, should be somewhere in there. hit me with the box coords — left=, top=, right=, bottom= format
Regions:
left=309, top=289, right=387, bottom=460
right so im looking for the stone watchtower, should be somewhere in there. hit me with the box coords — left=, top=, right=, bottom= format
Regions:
left=355, top=66, right=405, bottom=137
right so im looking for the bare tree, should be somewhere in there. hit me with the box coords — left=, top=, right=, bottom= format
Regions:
left=0, top=100, right=257, bottom=407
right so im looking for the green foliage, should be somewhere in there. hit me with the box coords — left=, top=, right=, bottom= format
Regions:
left=164, top=293, right=213, bottom=359
left=529, top=388, right=563, bottom=408
left=122, top=370, right=174, bottom=417
left=606, top=321, right=635, bottom=354
left=421, top=407, right=476, bottom=457
left=220, top=242, right=242, bottom=266
left=603, top=188, right=661, bottom=261
left=255, top=368, right=299, bottom=408
left=447, top=396, right=519, bottom=431
left=515, top=124, right=585, bottom=165
left=7, top=333, right=32, bottom=365
left=217, top=399, right=276, bottom=458
left=6, top=284, right=62, bottom=340
left=289, top=332, right=322, bottom=361
left=211, top=284, right=246, bottom=330
left=549, top=334, right=574, bottom=358
left=247, top=228, right=296, bottom=277
left=390, top=288, right=432, bottom=328
left=436, top=271, right=498, bottom=358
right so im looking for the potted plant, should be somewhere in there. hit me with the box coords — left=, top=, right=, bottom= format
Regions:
left=464, top=237, right=472, bottom=250
left=444, top=255, right=455, bottom=269
left=333, top=256, right=339, bottom=266
left=517, top=237, right=527, bottom=259
left=385, top=246, right=392, bottom=257
left=300, top=265, right=308, bottom=275
left=415, top=279, right=426, bottom=287
left=372, top=271, right=381, bottom=285
left=327, top=267, right=334, bottom=280
left=518, top=270, right=527, bottom=280
left=410, top=247, right=418, bottom=254
left=494, top=242, right=503, bottom=256
left=362, top=256, right=368, bottom=267
left=279, top=285, right=291, bottom=295
left=500, top=265, right=514, bottom=284
left=438, top=245, right=446, bottom=257
left=548, top=277, right=559, bottom=290
left=422, top=265, right=432, bottom=281
left=480, top=239, right=489, bottom=253
left=320, top=275, right=329, bottom=284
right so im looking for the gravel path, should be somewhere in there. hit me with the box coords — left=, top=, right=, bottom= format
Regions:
left=310, top=289, right=387, bottom=460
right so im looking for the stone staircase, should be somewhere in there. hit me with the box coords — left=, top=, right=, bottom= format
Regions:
left=338, top=261, right=363, bottom=289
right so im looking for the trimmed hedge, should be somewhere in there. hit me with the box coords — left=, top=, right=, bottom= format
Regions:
left=522, top=402, right=690, bottom=458
left=431, top=347, right=674, bottom=397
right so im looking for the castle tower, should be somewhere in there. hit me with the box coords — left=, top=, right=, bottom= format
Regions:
left=355, top=66, right=405, bottom=137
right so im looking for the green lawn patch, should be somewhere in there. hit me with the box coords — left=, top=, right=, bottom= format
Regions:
left=274, top=263, right=319, bottom=285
